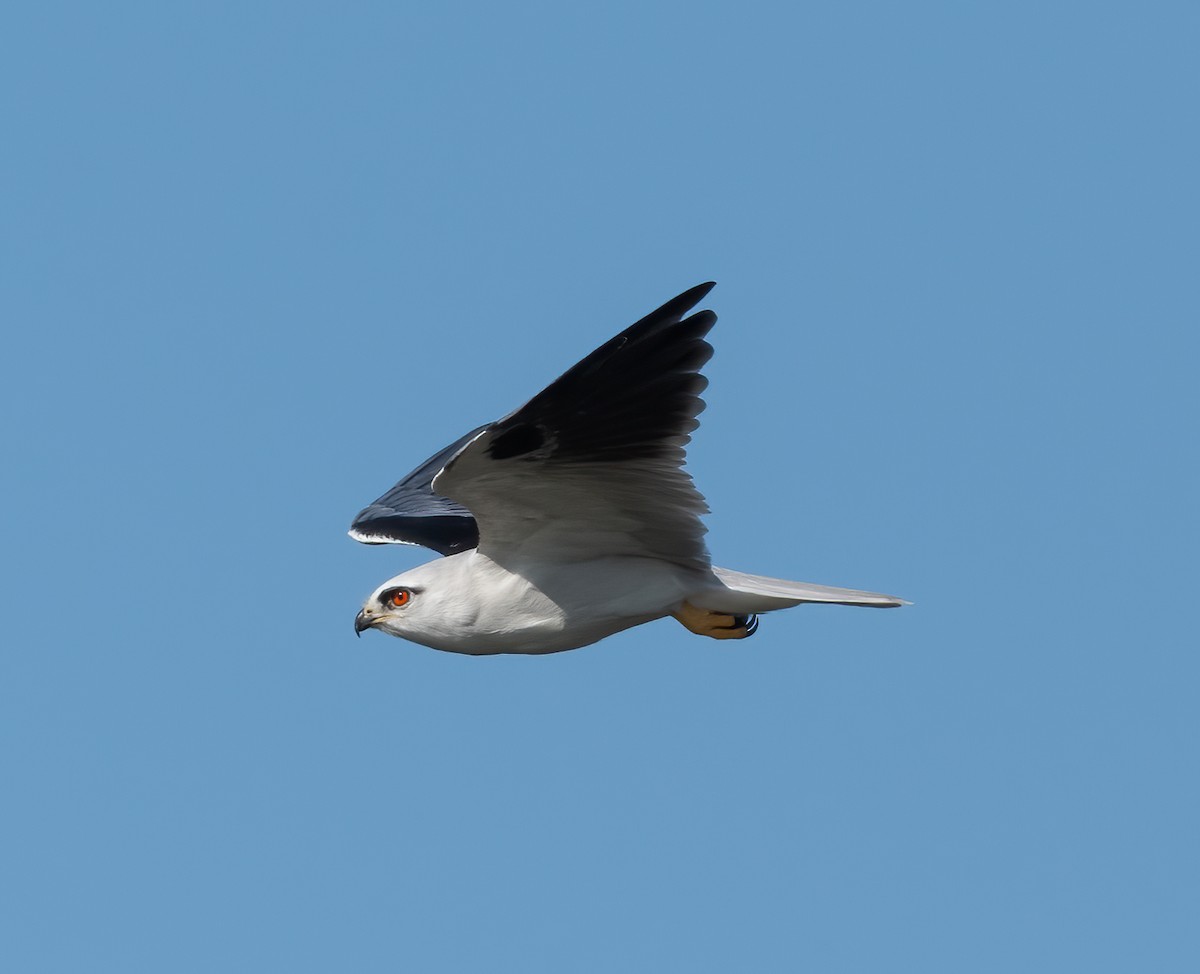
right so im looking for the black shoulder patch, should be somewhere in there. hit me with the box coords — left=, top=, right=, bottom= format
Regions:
left=488, top=424, right=545, bottom=460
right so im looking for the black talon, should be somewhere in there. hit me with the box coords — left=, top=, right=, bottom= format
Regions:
left=723, top=613, right=759, bottom=637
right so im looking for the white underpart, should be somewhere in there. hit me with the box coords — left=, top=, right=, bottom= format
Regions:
left=368, top=549, right=703, bottom=655
left=367, top=553, right=906, bottom=656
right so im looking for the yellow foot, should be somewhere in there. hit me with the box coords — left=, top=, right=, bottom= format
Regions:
left=672, top=602, right=760, bottom=640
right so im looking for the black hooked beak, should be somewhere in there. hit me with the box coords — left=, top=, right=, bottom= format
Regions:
left=354, top=609, right=375, bottom=637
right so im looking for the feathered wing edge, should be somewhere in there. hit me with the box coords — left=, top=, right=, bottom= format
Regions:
left=429, top=283, right=719, bottom=568
left=347, top=283, right=718, bottom=558
left=347, top=427, right=485, bottom=555
left=472, top=281, right=717, bottom=469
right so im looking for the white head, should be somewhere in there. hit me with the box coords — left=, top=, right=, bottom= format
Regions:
left=353, top=551, right=568, bottom=654
left=353, top=557, right=478, bottom=649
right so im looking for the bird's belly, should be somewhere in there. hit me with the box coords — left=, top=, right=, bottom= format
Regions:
left=448, top=556, right=696, bottom=652
left=423, top=556, right=697, bottom=656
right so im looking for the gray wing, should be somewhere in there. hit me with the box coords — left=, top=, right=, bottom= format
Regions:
left=431, top=283, right=718, bottom=569
left=348, top=427, right=484, bottom=555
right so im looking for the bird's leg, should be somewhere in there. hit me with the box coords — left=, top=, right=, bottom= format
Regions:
left=672, top=602, right=760, bottom=640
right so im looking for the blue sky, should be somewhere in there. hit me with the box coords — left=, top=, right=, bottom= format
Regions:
left=2, top=2, right=1197, bottom=971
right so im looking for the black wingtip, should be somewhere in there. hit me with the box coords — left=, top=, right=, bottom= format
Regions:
left=616, top=282, right=717, bottom=346
left=658, top=281, right=717, bottom=318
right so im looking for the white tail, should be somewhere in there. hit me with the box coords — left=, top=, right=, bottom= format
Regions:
left=690, top=566, right=910, bottom=614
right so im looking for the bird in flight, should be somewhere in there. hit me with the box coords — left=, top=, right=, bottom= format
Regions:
left=350, top=283, right=907, bottom=655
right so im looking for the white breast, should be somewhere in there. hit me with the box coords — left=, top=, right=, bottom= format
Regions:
left=399, top=550, right=698, bottom=655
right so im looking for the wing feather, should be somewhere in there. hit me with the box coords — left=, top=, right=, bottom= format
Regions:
left=348, top=427, right=484, bottom=554
left=433, top=283, right=718, bottom=568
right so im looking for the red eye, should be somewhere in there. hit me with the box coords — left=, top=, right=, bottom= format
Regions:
left=390, top=589, right=410, bottom=608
